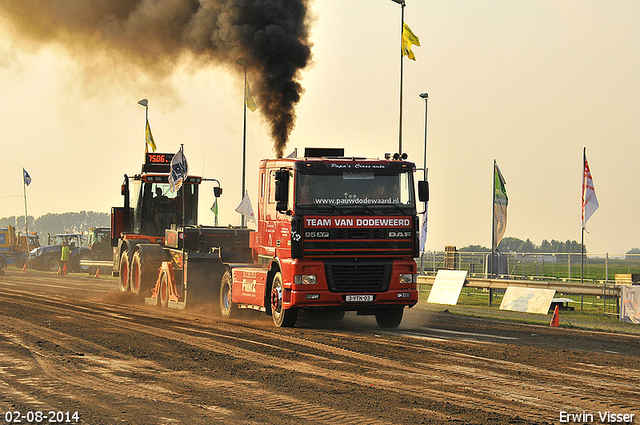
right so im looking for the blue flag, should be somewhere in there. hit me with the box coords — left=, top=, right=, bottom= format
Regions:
left=169, top=148, right=188, bottom=193
left=23, top=168, right=31, bottom=186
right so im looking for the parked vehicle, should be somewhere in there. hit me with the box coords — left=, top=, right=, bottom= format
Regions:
left=29, top=233, right=92, bottom=272
left=0, top=226, right=39, bottom=269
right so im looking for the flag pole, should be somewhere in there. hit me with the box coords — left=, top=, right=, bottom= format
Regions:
left=398, top=0, right=405, bottom=155
left=138, top=99, right=149, bottom=157
left=22, top=168, right=28, bottom=235
left=491, top=160, right=497, bottom=279
left=242, top=65, right=247, bottom=228
left=581, top=147, right=585, bottom=285
left=235, top=57, right=249, bottom=228
left=22, top=168, right=30, bottom=268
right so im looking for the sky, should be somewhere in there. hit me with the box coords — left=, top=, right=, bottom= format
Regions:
left=1, top=0, right=639, bottom=256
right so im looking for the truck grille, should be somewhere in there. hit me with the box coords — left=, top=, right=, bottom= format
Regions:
left=324, top=260, right=392, bottom=292
left=303, top=228, right=413, bottom=257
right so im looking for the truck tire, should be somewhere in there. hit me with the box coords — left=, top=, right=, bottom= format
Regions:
left=130, top=248, right=162, bottom=297
left=375, top=308, right=404, bottom=329
left=44, top=256, right=61, bottom=272
left=270, top=272, right=298, bottom=327
left=119, top=251, right=130, bottom=292
left=219, top=271, right=237, bottom=318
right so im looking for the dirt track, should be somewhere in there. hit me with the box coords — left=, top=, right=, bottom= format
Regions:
left=0, top=270, right=638, bottom=425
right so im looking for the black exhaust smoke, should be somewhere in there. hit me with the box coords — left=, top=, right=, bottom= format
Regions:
left=0, top=0, right=314, bottom=158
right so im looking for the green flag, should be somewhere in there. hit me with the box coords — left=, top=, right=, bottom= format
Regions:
left=494, top=163, right=508, bottom=246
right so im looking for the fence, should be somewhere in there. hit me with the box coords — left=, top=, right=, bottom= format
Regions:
left=417, top=251, right=640, bottom=316
left=418, top=251, right=640, bottom=284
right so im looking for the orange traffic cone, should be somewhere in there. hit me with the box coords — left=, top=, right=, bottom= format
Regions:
left=94, top=268, right=100, bottom=278
left=550, top=305, right=560, bottom=327
left=22, top=263, right=27, bottom=272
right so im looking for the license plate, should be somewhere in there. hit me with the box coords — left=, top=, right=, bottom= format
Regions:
left=345, top=295, right=374, bottom=303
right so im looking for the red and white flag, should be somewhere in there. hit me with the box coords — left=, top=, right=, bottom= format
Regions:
left=582, top=151, right=599, bottom=229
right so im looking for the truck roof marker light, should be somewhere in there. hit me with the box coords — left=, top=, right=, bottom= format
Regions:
left=389, top=153, right=408, bottom=161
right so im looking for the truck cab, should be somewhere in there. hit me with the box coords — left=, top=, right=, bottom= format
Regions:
left=224, top=148, right=428, bottom=328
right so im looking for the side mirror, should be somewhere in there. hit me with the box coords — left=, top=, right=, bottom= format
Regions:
left=275, top=169, right=289, bottom=212
left=213, top=186, right=222, bottom=198
left=418, top=181, right=429, bottom=202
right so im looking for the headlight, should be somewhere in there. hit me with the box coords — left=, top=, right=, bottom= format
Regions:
left=294, top=275, right=317, bottom=285
left=399, top=273, right=416, bottom=284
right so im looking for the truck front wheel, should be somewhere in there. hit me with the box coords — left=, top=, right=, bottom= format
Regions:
left=219, top=271, right=237, bottom=318
left=270, top=272, right=298, bottom=328
left=375, top=308, right=404, bottom=329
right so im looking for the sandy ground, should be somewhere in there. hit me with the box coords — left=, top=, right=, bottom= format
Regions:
left=0, top=269, right=638, bottom=425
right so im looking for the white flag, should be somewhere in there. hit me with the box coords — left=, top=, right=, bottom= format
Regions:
left=582, top=152, right=599, bottom=229
left=169, top=148, right=188, bottom=193
left=419, top=206, right=428, bottom=253
left=235, top=192, right=255, bottom=223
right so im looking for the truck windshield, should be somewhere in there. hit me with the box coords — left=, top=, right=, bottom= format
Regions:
left=296, top=171, right=414, bottom=207
left=132, top=181, right=199, bottom=237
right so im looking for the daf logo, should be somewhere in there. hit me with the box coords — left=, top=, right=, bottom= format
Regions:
left=388, top=231, right=412, bottom=238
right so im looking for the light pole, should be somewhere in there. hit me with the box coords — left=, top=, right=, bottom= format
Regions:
left=235, top=57, right=249, bottom=227
left=419, top=92, right=428, bottom=173
left=418, top=93, right=428, bottom=269
left=138, top=99, right=149, bottom=155
left=391, top=0, right=406, bottom=155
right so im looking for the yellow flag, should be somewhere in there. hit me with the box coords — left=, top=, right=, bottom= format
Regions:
left=402, top=23, right=421, bottom=61
left=245, top=75, right=257, bottom=112
left=145, top=119, right=157, bottom=152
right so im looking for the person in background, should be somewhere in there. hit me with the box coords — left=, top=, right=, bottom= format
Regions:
left=59, top=241, right=70, bottom=276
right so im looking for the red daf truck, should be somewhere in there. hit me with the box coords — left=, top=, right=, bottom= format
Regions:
left=112, top=148, right=428, bottom=328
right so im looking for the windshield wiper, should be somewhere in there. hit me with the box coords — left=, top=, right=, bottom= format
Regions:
left=349, top=204, right=377, bottom=215
left=376, top=203, right=406, bottom=214
left=310, top=204, right=344, bottom=215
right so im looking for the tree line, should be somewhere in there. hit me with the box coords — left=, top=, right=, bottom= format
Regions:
left=460, top=237, right=584, bottom=253
left=0, top=212, right=110, bottom=243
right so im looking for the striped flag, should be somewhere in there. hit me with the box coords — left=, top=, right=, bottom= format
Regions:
left=582, top=152, right=599, bottom=229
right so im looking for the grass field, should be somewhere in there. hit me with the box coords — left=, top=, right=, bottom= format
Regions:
left=418, top=252, right=640, bottom=283
left=416, top=285, right=640, bottom=336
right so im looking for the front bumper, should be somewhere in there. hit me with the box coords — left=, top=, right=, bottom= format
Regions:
left=286, top=288, right=418, bottom=310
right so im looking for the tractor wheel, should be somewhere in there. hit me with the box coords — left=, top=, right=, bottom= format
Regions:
left=130, top=249, right=161, bottom=297
left=44, top=256, right=61, bottom=273
left=158, top=269, right=170, bottom=308
left=375, top=308, right=404, bottom=329
left=119, top=251, right=130, bottom=292
left=219, top=271, right=237, bottom=318
left=270, top=272, right=298, bottom=328
left=15, top=254, right=26, bottom=270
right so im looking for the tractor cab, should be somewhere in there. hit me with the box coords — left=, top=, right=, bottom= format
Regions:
left=114, top=153, right=201, bottom=240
